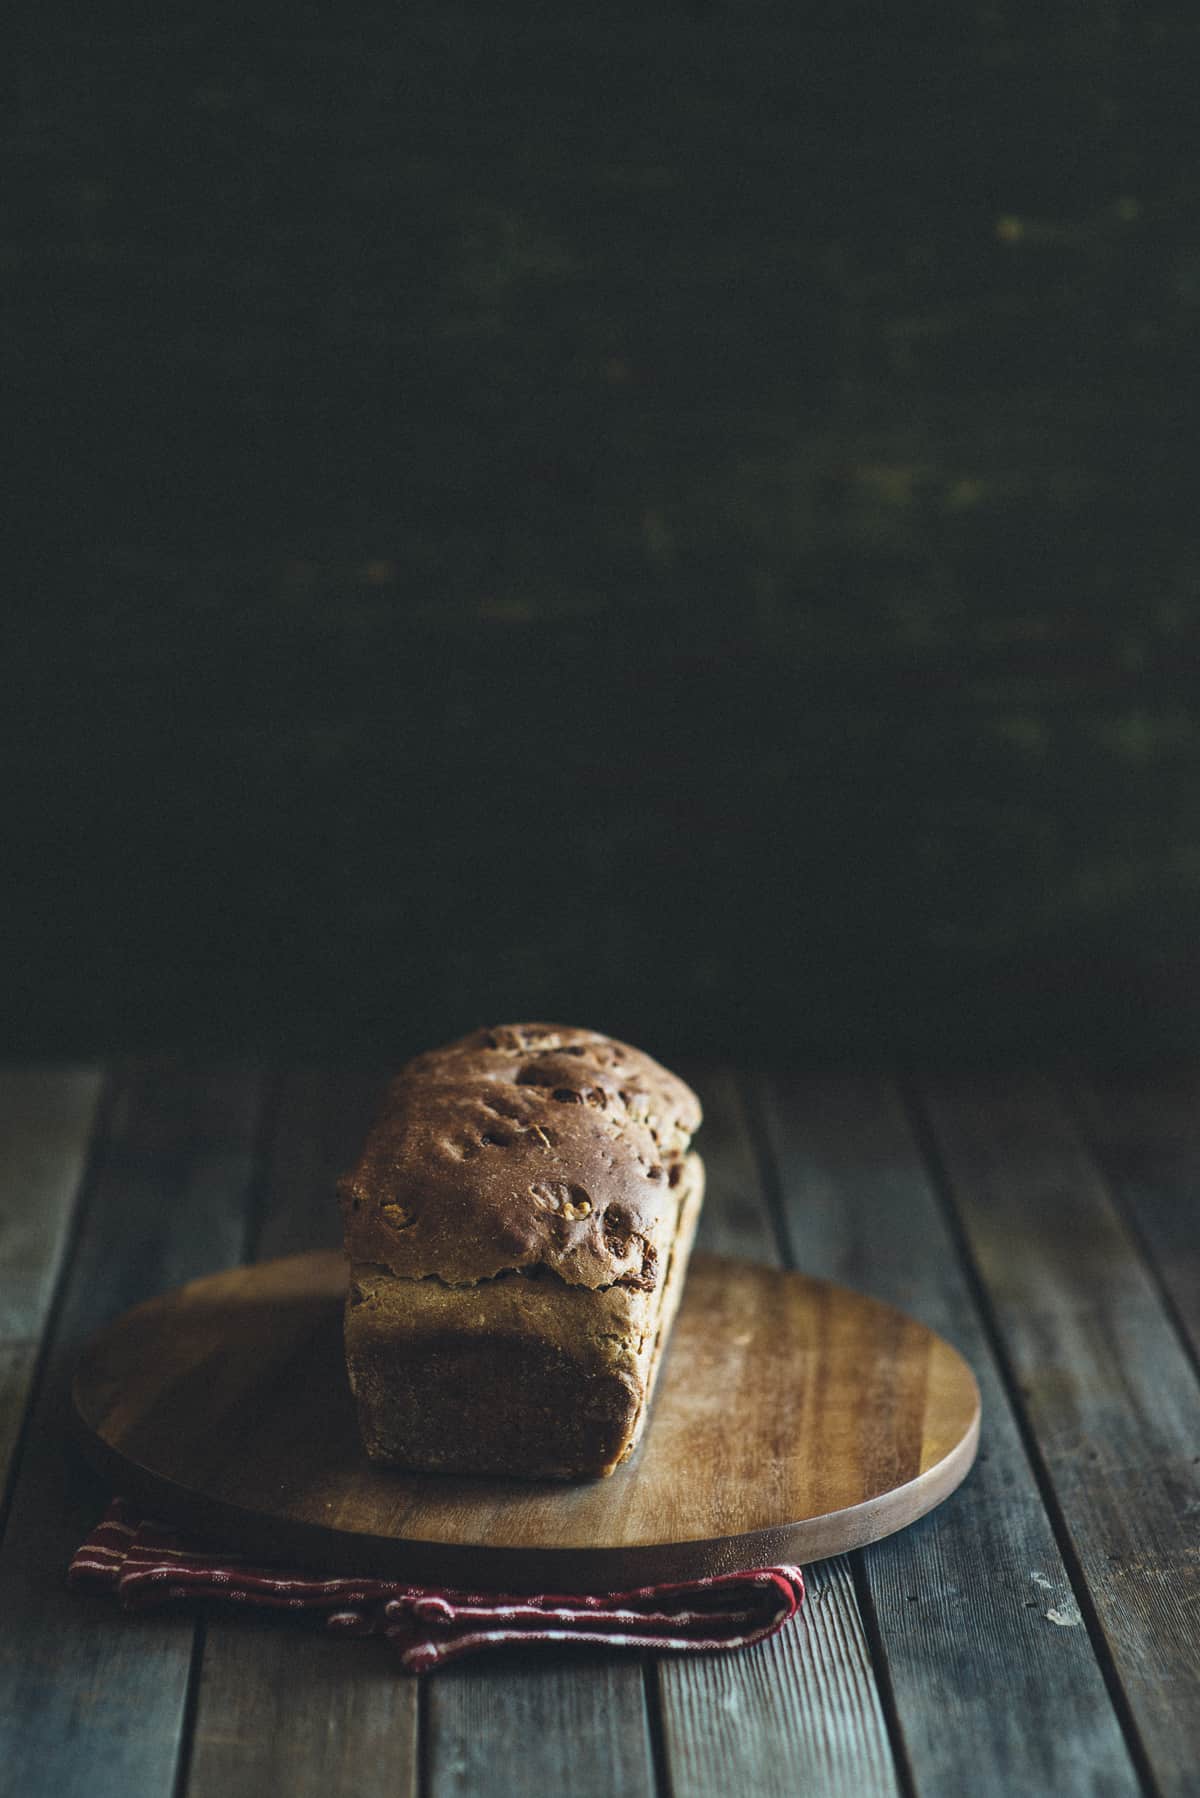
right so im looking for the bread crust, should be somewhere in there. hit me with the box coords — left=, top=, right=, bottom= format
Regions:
left=339, top=1023, right=702, bottom=1292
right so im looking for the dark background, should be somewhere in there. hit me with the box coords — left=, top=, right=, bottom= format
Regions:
left=6, top=2, right=1199, bottom=1067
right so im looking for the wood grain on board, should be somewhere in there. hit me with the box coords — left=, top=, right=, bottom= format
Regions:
left=72, top=1247, right=979, bottom=1590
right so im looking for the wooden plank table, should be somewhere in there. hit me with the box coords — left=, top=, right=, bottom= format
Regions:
left=0, top=1062, right=1197, bottom=1798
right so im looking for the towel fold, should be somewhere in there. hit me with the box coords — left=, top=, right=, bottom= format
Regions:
left=69, top=1500, right=804, bottom=1673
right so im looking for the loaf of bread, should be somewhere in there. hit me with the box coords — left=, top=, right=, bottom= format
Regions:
left=338, top=1023, right=704, bottom=1479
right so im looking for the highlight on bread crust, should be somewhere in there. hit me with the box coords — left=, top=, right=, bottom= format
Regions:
left=340, top=1024, right=704, bottom=1479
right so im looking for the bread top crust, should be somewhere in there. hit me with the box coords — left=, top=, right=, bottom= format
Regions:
left=338, top=1024, right=702, bottom=1290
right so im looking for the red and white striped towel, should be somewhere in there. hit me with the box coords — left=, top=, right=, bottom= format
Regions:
left=69, top=1500, right=804, bottom=1673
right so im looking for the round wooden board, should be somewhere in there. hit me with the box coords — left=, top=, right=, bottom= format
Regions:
left=72, top=1251, right=980, bottom=1592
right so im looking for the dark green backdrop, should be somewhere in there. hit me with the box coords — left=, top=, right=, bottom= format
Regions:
left=7, top=3, right=1199, bottom=1063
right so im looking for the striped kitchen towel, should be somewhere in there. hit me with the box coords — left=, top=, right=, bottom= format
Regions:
left=69, top=1500, right=804, bottom=1673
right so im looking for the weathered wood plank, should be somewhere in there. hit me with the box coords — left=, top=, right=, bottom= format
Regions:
left=656, top=1068, right=900, bottom=1798
left=0, top=1068, right=104, bottom=1503
left=662, top=1554, right=896, bottom=1798
left=185, top=1067, right=417, bottom=1798
left=184, top=1617, right=415, bottom=1798
left=756, top=1073, right=1139, bottom=1798
left=426, top=1651, right=657, bottom=1798
left=0, top=1065, right=261, bottom=1798
left=921, top=1071, right=1200, bottom=1798
left=1070, top=1067, right=1200, bottom=1369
